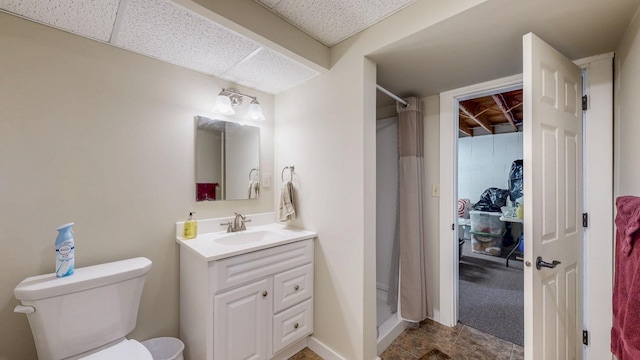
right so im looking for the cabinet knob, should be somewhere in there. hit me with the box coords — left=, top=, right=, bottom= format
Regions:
left=262, top=291, right=268, bottom=297
left=294, top=323, right=299, bottom=329
left=294, top=285, right=300, bottom=291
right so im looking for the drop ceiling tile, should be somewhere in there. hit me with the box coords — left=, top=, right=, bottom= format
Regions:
left=0, top=0, right=119, bottom=41
left=221, top=48, right=320, bottom=94
left=113, top=0, right=261, bottom=76
left=258, top=0, right=416, bottom=46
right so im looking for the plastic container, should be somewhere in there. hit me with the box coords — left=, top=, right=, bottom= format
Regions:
left=55, top=222, right=75, bottom=277
left=470, top=210, right=505, bottom=235
left=470, top=232, right=504, bottom=256
left=141, top=337, right=185, bottom=360
left=183, top=212, right=197, bottom=239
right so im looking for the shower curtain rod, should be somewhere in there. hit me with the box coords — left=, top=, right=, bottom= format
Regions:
left=376, top=84, right=408, bottom=106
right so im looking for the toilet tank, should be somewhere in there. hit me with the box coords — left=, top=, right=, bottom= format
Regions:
left=14, top=257, right=152, bottom=360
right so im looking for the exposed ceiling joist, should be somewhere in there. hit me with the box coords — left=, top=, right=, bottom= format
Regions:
left=492, top=94, right=518, bottom=131
left=459, top=122, right=473, bottom=137
left=457, top=89, right=523, bottom=137
left=459, top=103, right=494, bottom=134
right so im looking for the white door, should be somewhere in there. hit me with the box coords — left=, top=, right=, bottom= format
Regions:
left=523, top=33, right=583, bottom=360
left=214, top=278, right=271, bottom=360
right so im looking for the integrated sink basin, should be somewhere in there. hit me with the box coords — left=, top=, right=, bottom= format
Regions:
left=176, top=217, right=317, bottom=261
left=213, top=229, right=281, bottom=246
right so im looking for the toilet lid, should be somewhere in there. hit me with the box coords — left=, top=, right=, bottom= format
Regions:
left=79, top=339, right=153, bottom=360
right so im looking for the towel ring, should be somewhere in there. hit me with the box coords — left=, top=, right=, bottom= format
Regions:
left=249, top=168, right=259, bottom=180
left=281, top=165, right=295, bottom=182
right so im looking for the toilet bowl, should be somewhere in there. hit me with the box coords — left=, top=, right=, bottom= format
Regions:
left=14, top=257, right=153, bottom=360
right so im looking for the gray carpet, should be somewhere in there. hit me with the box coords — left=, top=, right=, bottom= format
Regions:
left=458, top=240, right=524, bottom=346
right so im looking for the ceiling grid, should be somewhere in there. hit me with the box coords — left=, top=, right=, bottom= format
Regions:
left=0, top=0, right=324, bottom=95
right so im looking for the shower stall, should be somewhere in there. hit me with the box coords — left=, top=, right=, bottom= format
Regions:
left=375, top=116, right=406, bottom=352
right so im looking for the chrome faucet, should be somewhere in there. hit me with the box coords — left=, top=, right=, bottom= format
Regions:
left=221, top=212, right=251, bottom=233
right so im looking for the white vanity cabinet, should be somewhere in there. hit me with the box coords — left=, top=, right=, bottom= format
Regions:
left=180, top=237, right=314, bottom=360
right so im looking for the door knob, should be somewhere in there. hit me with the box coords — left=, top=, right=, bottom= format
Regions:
left=536, top=256, right=561, bottom=270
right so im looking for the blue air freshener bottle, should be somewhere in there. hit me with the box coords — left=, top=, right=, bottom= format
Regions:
left=55, top=223, right=75, bottom=277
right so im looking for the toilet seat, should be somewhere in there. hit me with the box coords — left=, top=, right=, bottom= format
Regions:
left=79, top=339, right=153, bottom=360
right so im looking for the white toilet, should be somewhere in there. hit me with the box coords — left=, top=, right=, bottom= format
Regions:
left=14, top=257, right=154, bottom=360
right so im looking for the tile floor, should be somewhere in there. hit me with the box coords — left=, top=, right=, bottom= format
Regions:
left=289, top=319, right=524, bottom=360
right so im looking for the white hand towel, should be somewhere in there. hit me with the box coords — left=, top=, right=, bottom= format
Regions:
left=279, top=181, right=296, bottom=221
left=247, top=181, right=260, bottom=199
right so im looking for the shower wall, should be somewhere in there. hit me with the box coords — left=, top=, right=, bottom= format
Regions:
left=376, top=117, right=398, bottom=292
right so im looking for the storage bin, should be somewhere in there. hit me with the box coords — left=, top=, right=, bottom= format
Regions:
left=471, top=233, right=503, bottom=256
left=469, top=210, right=505, bottom=235
left=141, top=337, right=185, bottom=360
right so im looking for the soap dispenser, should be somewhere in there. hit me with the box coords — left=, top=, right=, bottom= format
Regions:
left=184, top=212, right=197, bottom=239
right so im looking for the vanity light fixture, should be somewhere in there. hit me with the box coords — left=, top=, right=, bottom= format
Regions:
left=213, top=88, right=265, bottom=121
left=247, top=99, right=266, bottom=121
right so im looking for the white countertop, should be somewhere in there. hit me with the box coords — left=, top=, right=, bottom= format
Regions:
left=176, top=222, right=317, bottom=261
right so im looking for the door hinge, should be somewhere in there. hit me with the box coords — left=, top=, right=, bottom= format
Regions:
left=583, top=330, right=589, bottom=345
left=582, top=95, right=588, bottom=111
left=583, top=213, right=589, bottom=228
left=452, top=223, right=455, bottom=231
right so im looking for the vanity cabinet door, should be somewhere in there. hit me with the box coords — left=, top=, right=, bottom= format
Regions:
left=214, top=278, right=272, bottom=360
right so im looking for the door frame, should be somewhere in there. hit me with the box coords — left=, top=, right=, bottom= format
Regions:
left=437, top=54, right=613, bottom=359
left=437, top=74, right=522, bottom=326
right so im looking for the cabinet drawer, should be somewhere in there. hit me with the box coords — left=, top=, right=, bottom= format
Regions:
left=273, top=263, right=313, bottom=314
left=273, top=299, right=313, bottom=354
left=212, top=239, right=313, bottom=294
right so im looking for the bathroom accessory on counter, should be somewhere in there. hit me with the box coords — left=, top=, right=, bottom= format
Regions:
left=183, top=212, right=197, bottom=239
left=279, top=165, right=296, bottom=222
left=55, top=222, right=75, bottom=278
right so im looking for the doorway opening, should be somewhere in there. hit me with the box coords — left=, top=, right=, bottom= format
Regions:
left=455, top=87, right=525, bottom=346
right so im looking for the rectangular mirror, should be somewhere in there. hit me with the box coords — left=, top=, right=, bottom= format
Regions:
left=195, top=116, right=260, bottom=201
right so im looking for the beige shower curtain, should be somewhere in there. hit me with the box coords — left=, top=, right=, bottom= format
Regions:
left=397, top=97, right=430, bottom=322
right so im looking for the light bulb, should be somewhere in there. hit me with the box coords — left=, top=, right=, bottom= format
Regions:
left=247, top=100, right=265, bottom=121
left=213, top=95, right=235, bottom=115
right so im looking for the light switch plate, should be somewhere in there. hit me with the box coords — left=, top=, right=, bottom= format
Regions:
left=262, top=173, right=271, bottom=188
left=431, top=184, right=440, bottom=197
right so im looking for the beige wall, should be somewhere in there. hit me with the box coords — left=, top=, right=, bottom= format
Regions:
left=274, top=1, right=484, bottom=358
left=615, top=8, right=640, bottom=197
left=422, top=95, right=441, bottom=317
left=0, top=13, right=274, bottom=360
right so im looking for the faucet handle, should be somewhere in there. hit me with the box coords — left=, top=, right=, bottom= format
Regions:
left=240, top=218, right=251, bottom=230
left=220, top=222, right=233, bottom=233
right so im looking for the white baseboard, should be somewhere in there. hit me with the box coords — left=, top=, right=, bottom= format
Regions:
left=271, top=338, right=307, bottom=360
left=377, top=315, right=407, bottom=356
left=307, top=336, right=346, bottom=360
